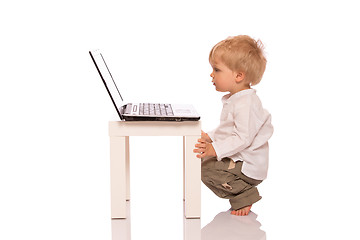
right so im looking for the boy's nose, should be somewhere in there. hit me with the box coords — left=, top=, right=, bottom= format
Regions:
left=210, top=72, right=214, bottom=78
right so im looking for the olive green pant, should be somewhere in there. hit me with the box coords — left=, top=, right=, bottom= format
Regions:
left=201, top=157, right=262, bottom=210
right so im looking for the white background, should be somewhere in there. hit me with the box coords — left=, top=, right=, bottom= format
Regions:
left=1, top=0, right=360, bottom=239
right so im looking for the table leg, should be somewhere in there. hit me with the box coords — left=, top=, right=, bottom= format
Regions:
left=125, top=136, right=130, bottom=200
left=183, top=136, right=185, bottom=201
left=184, top=135, right=201, bottom=219
left=110, top=136, right=127, bottom=218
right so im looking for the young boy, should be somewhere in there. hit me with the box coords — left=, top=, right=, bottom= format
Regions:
left=193, top=35, right=273, bottom=216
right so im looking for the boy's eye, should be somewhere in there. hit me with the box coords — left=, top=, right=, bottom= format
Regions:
left=214, top=68, right=220, bottom=72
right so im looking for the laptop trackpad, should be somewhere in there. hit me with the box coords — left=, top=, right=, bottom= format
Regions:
left=172, top=105, right=195, bottom=116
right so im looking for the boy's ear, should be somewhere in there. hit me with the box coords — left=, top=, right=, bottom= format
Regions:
left=235, top=72, right=245, bottom=83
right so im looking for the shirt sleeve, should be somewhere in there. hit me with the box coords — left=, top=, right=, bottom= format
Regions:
left=211, top=99, right=261, bottom=160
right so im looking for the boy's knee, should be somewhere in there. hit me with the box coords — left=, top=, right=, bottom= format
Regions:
left=201, top=157, right=215, bottom=167
left=201, top=165, right=215, bottom=186
left=201, top=166, right=209, bottom=183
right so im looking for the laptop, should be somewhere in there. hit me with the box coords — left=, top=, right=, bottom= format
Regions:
left=89, top=50, right=200, bottom=121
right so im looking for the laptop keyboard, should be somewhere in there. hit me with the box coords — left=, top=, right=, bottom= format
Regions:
left=139, top=103, right=174, bottom=116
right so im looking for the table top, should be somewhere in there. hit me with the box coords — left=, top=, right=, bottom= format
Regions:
left=109, top=120, right=201, bottom=136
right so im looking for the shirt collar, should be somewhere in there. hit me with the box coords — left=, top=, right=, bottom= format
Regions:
left=221, top=89, right=255, bottom=104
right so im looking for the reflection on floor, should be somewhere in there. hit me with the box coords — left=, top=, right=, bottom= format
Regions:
left=202, top=210, right=266, bottom=240
left=111, top=202, right=265, bottom=240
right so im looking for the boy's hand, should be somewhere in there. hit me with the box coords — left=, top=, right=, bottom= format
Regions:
left=201, top=131, right=213, bottom=143
left=193, top=138, right=217, bottom=159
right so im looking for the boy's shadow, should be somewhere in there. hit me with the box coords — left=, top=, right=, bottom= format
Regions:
left=201, top=210, right=266, bottom=240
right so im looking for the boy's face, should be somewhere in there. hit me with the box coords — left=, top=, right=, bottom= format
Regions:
left=210, top=58, right=238, bottom=94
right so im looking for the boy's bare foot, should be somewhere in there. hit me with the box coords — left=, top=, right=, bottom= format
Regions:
left=231, top=205, right=252, bottom=216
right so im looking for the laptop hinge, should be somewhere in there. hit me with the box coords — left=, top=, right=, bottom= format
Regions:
left=122, top=104, right=132, bottom=115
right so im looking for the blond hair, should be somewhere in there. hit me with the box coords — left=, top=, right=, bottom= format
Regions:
left=209, top=35, right=267, bottom=86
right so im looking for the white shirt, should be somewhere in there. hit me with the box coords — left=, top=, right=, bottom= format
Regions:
left=208, top=89, right=273, bottom=180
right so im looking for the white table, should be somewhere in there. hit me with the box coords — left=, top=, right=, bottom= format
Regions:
left=109, top=121, right=201, bottom=219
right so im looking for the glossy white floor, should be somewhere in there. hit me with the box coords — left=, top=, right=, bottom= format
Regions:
left=111, top=202, right=265, bottom=240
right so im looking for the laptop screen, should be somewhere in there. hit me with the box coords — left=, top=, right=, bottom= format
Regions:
left=89, top=50, right=124, bottom=118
